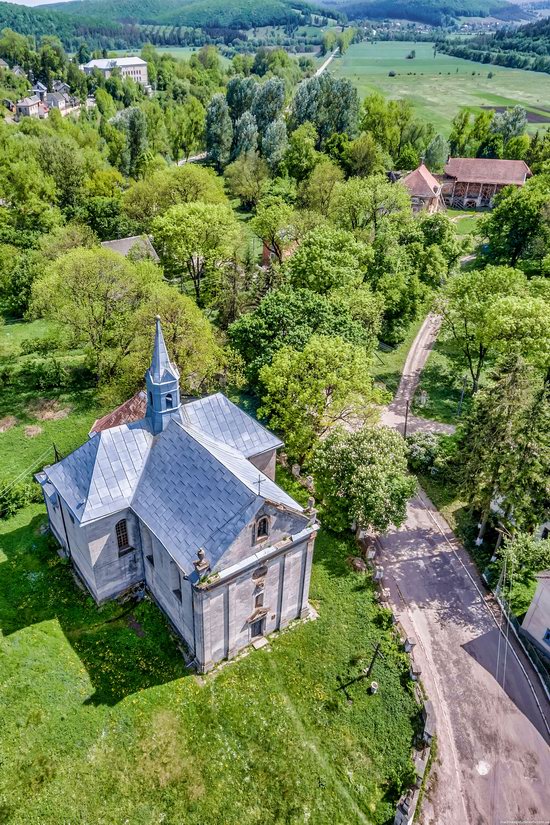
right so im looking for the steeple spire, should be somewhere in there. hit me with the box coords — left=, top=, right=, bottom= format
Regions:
left=145, top=316, right=182, bottom=434
left=149, top=315, right=179, bottom=382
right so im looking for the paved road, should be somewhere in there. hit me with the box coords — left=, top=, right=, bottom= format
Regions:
left=380, top=312, right=455, bottom=436
left=379, top=491, right=550, bottom=824
left=377, top=311, right=550, bottom=823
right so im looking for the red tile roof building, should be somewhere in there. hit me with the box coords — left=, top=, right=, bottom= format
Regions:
left=441, top=158, right=531, bottom=209
left=401, top=163, right=444, bottom=213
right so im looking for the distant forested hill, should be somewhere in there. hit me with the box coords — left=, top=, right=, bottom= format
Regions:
left=440, top=16, right=550, bottom=72
left=42, top=0, right=320, bottom=29
left=323, top=0, right=521, bottom=25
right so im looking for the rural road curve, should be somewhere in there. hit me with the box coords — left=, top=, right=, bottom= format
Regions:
left=380, top=312, right=455, bottom=436
left=378, top=312, right=550, bottom=823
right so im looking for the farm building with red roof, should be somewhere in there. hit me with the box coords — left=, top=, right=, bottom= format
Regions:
left=441, top=157, right=531, bottom=209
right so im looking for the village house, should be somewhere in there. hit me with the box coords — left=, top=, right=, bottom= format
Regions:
left=36, top=318, right=318, bottom=672
left=81, top=56, right=150, bottom=89
left=441, top=157, right=532, bottom=209
left=401, top=163, right=444, bottom=213
left=521, top=562, right=550, bottom=663
left=15, top=95, right=43, bottom=119
left=0, top=58, right=9, bottom=70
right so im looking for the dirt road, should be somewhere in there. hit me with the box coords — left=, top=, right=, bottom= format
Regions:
left=380, top=312, right=455, bottom=436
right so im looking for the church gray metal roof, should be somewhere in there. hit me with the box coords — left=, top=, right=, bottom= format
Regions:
left=148, top=315, right=179, bottom=383
left=43, top=408, right=299, bottom=572
left=182, top=393, right=282, bottom=458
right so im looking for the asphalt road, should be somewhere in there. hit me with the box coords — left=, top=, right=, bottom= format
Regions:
left=379, top=491, right=550, bottom=824
left=378, top=311, right=550, bottom=823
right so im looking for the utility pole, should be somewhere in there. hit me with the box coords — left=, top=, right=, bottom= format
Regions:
left=403, top=399, right=410, bottom=438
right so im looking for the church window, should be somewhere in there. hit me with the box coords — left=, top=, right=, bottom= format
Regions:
left=148, top=391, right=153, bottom=406
left=255, top=516, right=269, bottom=542
left=170, top=559, right=182, bottom=602
left=255, top=590, right=264, bottom=609
left=115, top=519, right=130, bottom=554
left=165, top=393, right=173, bottom=409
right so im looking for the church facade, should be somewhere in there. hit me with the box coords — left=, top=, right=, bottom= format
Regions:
left=36, top=318, right=318, bottom=672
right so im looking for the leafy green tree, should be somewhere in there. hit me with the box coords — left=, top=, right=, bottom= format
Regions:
left=0, top=246, right=42, bottom=315
left=501, top=531, right=550, bottom=579
left=262, top=118, right=288, bottom=172
left=107, top=284, right=230, bottom=401
left=285, top=225, right=371, bottom=294
left=224, top=151, right=269, bottom=210
left=298, top=158, right=344, bottom=217
left=250, top=197, right=296, bottom=265
left=312, top=427, right=416, bottom=533
left=345, top=132, right=388, bottom=177
left=258, top=335, right=377, bottom=460
left=206, top=93, right=233, bottom=170
left=228, top=287, right=371, bottom=385
left=333, top=174, right=411, bottom=240
left=290, top=74, right=359, bottom=144
left=425, top=134, right=450, bottom=171
left=123, top=164, right=227, bottom=230
left=152, top=202, right=241, bottom=306
left=226, top=75, right=258, bottom=122
left=252, top=77, right=285, bottom=137
left=231, top=111, right=258, bottom=160
left=31, top=248, right=163, bottom=382
left=284, top=122, right=320, bottom=181
left=481, top=178, right=550, bottom=266
left=456, top=356, right=546, bottom=541
left=439, top=265, right=528, bottom=391
left=490, top=105, right=527, bottom=145
left=166, top=97, right=205, bottom=161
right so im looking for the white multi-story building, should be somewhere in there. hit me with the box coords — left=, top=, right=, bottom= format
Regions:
left=81, top=56, right=149, bottom=87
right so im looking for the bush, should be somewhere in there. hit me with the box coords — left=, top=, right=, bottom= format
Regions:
left=406, top=431, right=440, bottom=473
left=20, top=335, right=63, bottom=356
left=0, top=478, right=43, bottom=520
left=18, top=358, right=69, bottom=391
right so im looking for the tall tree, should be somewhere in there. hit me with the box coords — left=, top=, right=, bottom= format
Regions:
left=206, top=93, right=233, bottom=170
left=258, top=335, right=377, bottom=460
left=312, top=427, right=416, bottom=533
left=152, top=202, right=241, bottom=306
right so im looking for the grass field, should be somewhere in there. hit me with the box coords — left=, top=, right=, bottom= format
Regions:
left=331, top=41, right=550, bottom=135
left=0, top=318, right=419, bottom=824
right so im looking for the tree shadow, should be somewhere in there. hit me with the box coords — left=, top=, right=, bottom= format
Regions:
left=0, top=512, right=190, bottom=706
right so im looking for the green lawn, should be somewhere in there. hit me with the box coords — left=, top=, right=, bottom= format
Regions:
left=411, top=337, right=472, bottom=425
left=0, top=318, right=108, bottom=481
left=331, top=41, right=550, bottom=135
left=447, top=209, right=485, bottom=238
left=0, top=503, right=419, bottom=823
left=0, top=318, right=420, bottom=824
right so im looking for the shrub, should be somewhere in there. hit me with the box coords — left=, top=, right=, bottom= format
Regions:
left=0, top=478, right=43, bottom=520
left=406, top=431, right=440, bottom=473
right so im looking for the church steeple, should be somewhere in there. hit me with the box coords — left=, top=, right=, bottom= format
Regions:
left=145, top=316, right=182, bottom=434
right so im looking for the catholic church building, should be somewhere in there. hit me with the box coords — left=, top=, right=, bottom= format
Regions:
left=37, top=318, right=318, bottom=672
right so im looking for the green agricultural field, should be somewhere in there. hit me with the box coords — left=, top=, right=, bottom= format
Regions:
left=331, top=41, right=550, bottom=135
left=0, top=318, right=419, bottom=824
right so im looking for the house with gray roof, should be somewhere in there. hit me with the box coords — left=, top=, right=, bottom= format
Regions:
left=37, top=318, right=318, bottom=672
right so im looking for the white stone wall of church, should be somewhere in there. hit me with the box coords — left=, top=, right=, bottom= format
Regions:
left=84, top=511, right=144, bottom=603
left=144, top=530, right=195, bottom=650
left=196, top=536, right=310, bottom=671
left=217, top=505, right=308, bottom=572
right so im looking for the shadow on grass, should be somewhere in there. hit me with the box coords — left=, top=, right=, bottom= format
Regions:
left=0, top=512, right=189, bottom=706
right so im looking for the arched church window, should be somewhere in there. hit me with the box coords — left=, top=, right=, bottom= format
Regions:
left=256, top=516, right=269, bottom=542
left=165, top=393, right=173, bottom=409
left=148, top=391, right=153, bottom=406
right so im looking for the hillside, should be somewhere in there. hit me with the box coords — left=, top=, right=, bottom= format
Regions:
left=440, top=15, right=550, bottom=72
left=322, top=0, right=523, bottom=25
left=41, top=0, right=321, bottom=29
